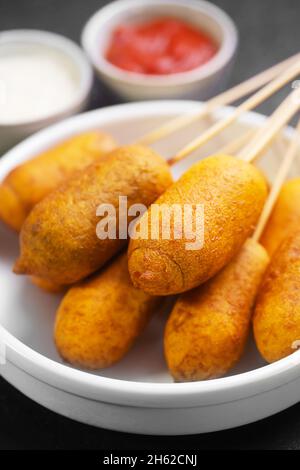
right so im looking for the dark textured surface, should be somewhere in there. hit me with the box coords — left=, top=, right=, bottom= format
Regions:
left=0, top=0, right=300, bottom=450
left=0, top=0, right=298, bottom=113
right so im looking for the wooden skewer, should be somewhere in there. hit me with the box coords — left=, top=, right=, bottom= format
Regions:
left=137, top=53, right=300, bottom=146
left=169, top=59, right=300, bottom=165
left=238, top=88, right=300, bottom=163
left=252, top=117, right=300, bottom=242
left=217, top=128, right=256, bottom=155
left=137, top=53, right=300, bottom=145
left=273, top=135, right=287, bottom=160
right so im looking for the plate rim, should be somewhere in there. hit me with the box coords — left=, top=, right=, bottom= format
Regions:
left=1, top=99, right=299, bottom=409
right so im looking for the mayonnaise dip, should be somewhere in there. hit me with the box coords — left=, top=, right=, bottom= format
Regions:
left=0, top=43, right=80, bottom=124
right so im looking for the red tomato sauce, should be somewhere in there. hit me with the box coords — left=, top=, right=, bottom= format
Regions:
left=105, top=18, right=218, bottom=75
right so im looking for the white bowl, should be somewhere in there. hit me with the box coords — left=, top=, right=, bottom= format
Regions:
left=0, top=30, right=93, bottom=153
left=82, top=0, right=238, bottom=101
left=1, top=101, right=300, bottom=435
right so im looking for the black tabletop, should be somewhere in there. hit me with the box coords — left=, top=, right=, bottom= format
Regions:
left=1, top=0, right=300, bottom=450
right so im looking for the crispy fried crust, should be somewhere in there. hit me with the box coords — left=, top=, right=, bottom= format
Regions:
left=54, top=253, right=160, bottom=369
left=254, top=230, right=300, bottom=363
left=14, top=145, right=173, bottom=285
left=128, top=154, right=268, bottom=295
left=164, top=239, right=269, bottom=381
left=30, top=276, right=66, bottom=294
left=0, top=132, right=116, bottom=231
left=260, top=178, right=300, bottom=257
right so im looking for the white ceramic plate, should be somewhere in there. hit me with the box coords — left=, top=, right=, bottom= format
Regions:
left=1, top=101, right=300, bottom=435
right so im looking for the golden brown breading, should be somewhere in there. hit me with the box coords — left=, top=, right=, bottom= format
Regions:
left=260, top=178, right=300, bottom=257
left=0, top=131, right=116, bottom=231
left=254, top=230, right=300, bottom=363
left=54, top=253, right=160, bottom=369
left=14, top=145, right=173, bottom=285
left=128, top=154, right=268, bottom=295
left=30, top=276, right=66, bottom=294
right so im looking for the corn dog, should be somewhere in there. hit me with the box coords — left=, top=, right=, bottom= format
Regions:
left=260, top=178, right=300, bottom=256
left=55, top=252, right=160, bottom=369
left=14, top=145, right=173, bottom=285
left=128, top=154, right=267, bottom=296
left=165, top=114, right=300, bottom=381
left=253, top=230, right=300, bottom=363
left=0, top=132, right=116, bottom=232
left=30, top=276, right=66, bottom=294
left=164, top=239, right=269, bottom=381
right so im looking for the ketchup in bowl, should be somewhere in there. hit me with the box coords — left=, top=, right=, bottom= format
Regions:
left=105, top=18, right=218, bottom=75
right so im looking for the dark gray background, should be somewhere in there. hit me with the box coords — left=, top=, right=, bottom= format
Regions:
left=0, top=0, right=300, bottom=450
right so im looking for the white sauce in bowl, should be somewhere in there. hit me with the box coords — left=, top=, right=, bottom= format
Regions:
left=0, top=43, right=80, bottom=124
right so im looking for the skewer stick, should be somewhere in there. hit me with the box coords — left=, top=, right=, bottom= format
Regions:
left=252, top=117, right=300, bottom=242
left=137, top=53, right=300, bottom=146
left=169, top=59, right=300, bottom=165
left=238, top=88, right=300, bottom=163
left=273, top=135, right=287, bottom=160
